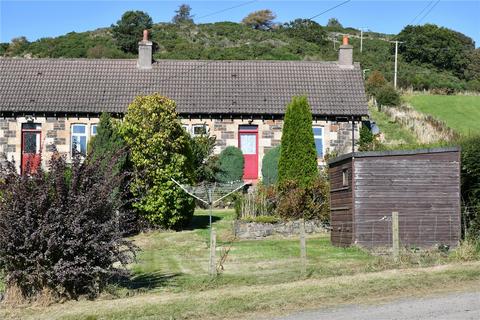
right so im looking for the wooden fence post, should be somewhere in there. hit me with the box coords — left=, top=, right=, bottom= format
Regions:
left=209, top=229, right=217, bottom=276
left=392, top=212, right=399, bottom=262
left=299, top=218, right=307, bottom=275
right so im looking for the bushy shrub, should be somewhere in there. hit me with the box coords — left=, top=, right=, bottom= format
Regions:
left=460, top=135, right=480, bottom=239
left=120, top=94, right=195, bottom=229
left=88, top=113, right=140, bottom=235
left=278, top=96, right=318, bottom=187
left=190, top=133, right=218, bottom=183
left=358, top=123, right=375, bottom=151
left=216, top=146, right=244, bottom=183
left=262, top=146, right=281, bottom=185
left=276, top=175, right=329, bottom=222
left=0, top=153, right=136, bottom=300
left=375, top=85, right=400, bottom=108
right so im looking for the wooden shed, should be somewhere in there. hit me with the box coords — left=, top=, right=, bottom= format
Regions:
left=328, top=147, right=461, bottom=248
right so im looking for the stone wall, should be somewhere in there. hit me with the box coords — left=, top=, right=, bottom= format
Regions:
left=234, top=219, right=328, bottom=239
left=0, top=115, right=360, bottom=173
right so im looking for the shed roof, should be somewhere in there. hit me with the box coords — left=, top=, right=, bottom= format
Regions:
left=327, top=147, right=460, bottom=165
left=0, top=58, right=368, bottom=117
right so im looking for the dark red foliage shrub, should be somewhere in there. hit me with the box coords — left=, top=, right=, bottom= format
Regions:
left=0, top=152, right=137, bottom=300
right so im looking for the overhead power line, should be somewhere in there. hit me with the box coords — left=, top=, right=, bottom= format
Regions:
left=409, top=1, right=434, bottom=25
left=418, top=0, right=440, bottom=24
left=196, top=0, right=258, bottom=21
left=309, top=0, right=352, bottom=21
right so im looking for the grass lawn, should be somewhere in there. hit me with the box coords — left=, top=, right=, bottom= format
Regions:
left=1, top=210, right=479, bottom=320
left=404, top=94, right=480, bottom=136
left=368, top=104, right=419, bottom=147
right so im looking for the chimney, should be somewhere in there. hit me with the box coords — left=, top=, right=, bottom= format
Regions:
left=338, top=35, right=353, bottom=68
left=138, top=30, right=152, bottom=69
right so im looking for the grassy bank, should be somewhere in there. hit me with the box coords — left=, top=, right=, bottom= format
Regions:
left=404, top=94, right=480, bottom=136
left=1, top=210, right=479, bottom=319
left=368, top=104, right=419, bottom=147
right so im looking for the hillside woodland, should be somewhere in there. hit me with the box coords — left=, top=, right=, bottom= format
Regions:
left=1, top=9, right=479, bottom=92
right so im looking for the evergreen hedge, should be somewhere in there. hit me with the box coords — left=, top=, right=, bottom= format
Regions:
left=216, top=146, right=244, bottom=183
left=262, top=145, right=281, bottom=186
left=278, top=96, right=318, bottom=187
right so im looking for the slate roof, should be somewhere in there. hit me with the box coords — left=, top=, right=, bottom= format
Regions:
left=0, top=58, right=368, bottom=117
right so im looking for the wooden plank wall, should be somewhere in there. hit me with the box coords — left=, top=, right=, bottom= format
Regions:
left=353, top=151, right=461, bottom=248
left=329, top=158, right=354, bottom=247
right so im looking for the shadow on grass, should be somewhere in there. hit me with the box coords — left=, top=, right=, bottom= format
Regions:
left=184, top=214, right=222, bottom=230
left=113, top=271, right=182, bottom=291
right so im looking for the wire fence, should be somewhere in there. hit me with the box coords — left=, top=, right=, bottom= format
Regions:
left=332, top=212, right=461, bottom=251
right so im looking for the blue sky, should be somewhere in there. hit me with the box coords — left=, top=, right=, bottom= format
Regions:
left=1, top=1, right=479, bottom=46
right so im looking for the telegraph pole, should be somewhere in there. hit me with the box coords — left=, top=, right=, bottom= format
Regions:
left=360, top=29, right=363, bottom=53
left=392, top=41, right=404, bottom=89
left=394, top=40, right=399, bottom=89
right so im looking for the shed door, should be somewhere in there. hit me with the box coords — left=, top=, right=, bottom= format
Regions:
left=238, top=125, right=258, bottom=180
left=21, top=123, right=42, bottom=174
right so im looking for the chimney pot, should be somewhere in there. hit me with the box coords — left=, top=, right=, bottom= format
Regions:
left=338, top=36, right=353, bottom=68
left=138, top=30, right=152, bottom=70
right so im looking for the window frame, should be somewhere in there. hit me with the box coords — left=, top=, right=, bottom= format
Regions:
left=312, top=126, right=325, bottom=158
left=342, top=168, right=349, bottom=187
left=91, top=124, right=98, bottom=137
left=191, top=123, right=208, bottom=137
left=70, top=123, right=88, bottom=157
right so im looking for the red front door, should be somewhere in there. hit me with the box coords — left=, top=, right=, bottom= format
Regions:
left=238, top=125, right=258, bottom=181
left=21, top=123, right=42, bottom=174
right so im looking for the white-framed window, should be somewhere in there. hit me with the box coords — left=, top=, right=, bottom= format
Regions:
left=182, top=124, right=190, bottom=133
left=312, top=126, right=324, bottom=158
left=91, top=124, right=98, bottom=137
left=71, top=124, right=88, bottom=156
left=192, top=124, right=208, bottom=137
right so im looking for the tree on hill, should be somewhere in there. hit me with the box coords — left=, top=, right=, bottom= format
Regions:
left=397, top=24, right=475, bottom=77
left=120, top=94, right=195, bottom=229
left=172, top=4, right=194, bottom=24
left=365, top=70, right=387, bottom=96
left=327, top=18, right=343, bottom=29
left=280, top=19, right=327, bottom=45
left=278, top=96, right=318, bottom=187
left=241, top=9, right=276, bottom=30
left=112, top=11, right=153, bottom=54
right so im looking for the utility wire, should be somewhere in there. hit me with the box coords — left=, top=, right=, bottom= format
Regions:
left=418, top=0, right=440, bottom=24
left=196, top=0, right=258, bottom=21
left=409, top=1, right=434, bottom=25
left=309, top=0, right=352, bottom=21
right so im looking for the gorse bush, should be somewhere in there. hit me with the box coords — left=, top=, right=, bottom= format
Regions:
left=0, top=153, right=136, bottom=301
left=262, top=145, right=281, bottom=185
left=120, top=94, right=195, bottom=229
left=278, top=96, right=318, bottom=188
left=216, top=146, right=244, bottom=183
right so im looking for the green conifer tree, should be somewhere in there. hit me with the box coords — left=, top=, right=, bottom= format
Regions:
left=278, top=96, right=318, bottom=187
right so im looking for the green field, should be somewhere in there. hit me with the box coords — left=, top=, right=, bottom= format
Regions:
left=1, top=210, right=479, bottom=320
left=404, top=95, right=480, bottom=136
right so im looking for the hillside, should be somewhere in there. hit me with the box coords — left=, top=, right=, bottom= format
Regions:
left=1, top=20, right=479, bottom=92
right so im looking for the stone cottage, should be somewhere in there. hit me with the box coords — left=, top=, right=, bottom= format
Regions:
left=0, top=33, right=368, bottom=180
